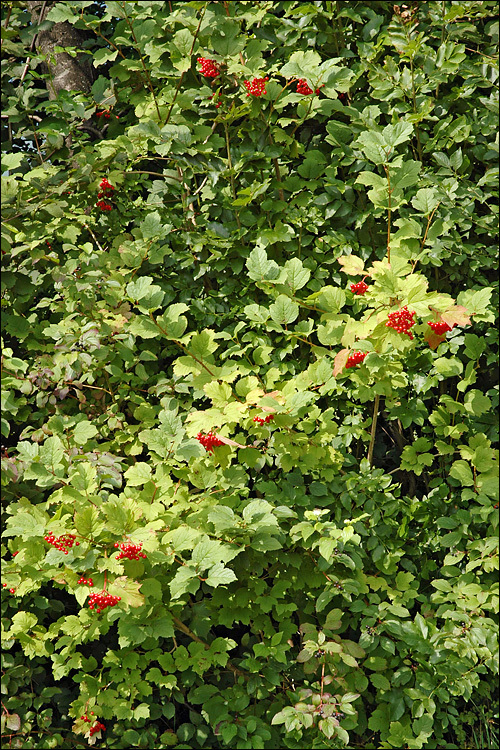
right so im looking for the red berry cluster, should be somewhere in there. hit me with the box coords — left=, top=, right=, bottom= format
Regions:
left=2, top=584, right=16, bottom=593
left=253, top=414, right=274, bottom=425
left=97, top=177, right=115, bottom=211
left=386, top=306, right=417, bottom=339
left=96, top=110, right=118, bottom=120
left=296, top=79, right=321, bottom=95
left=209, top=92, right=222, bottom=108
left=114, top=541, right=146, bottom=561
left=44, top=532, right=79, bottom=555
left=345, top=351, right=367, bottom=369
left=78, top=576, right=94, bottom=586
left=90, top=722, right=106, bottom=737
left=244, top=77, right=268, bottom=96
left=197, top=431, right=224, bottom=453
left=350, top=281, right=369, bottom=295
left=428, top=321, right=454, bottom=335
left=197, top=57, right=220, bottom=78
left=96, top=200, right=112, bottom=211
left=88, top=591, right=121, bottom=613
left=45, top=240, right=53, bottom=251
left=81, top=714, right=106, bottom=736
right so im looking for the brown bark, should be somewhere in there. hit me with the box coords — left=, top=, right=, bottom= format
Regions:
left=26, top=0, right=94, bottom=99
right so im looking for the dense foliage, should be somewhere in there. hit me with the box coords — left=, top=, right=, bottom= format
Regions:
left=1, top=1, right=498, bottom=748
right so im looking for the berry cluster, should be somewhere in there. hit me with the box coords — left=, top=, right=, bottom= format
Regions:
left=44, top=532, right=79, bottom=555
left=114, top=541, right=146, bottom=561
left=428, top=320, right=454, bottom=335
left=296, top=79, right=321, bottom=95
left=88, top=591, right=121, bottom=613
left=350, top=281, right=369, bottom=295
left=97, top=177, right=115, bottom=211
left=209, top=92, right=222, bottom=108
left=196, top=431, right=224, bottom=453
left=81, top=714, right=106, bottom=736
left=2, top=584, right=16, bottom=593
left=90, top=722, right=106, bottom=737
left=244, top=77, right=268, bottom=96
left=96, top=110, right=118, bottom=119
left=253, top=413, right=274, bottom=425
left=345, top=351, right=367, bottom=369
left=386, top=306, right=417, bottom=338
left=197, top=57, right=219, bottom=78
left=96, top=200, right=112, bottom=211
left=77, top=576, right=94, bottom=586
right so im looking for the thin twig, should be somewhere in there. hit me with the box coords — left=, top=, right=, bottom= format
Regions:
left=367, top=394, right=380, bottom=467
left=383, top=164, right=392, bottom=263
left=150, top=314, right=215, bottom=377
left=171, top=614, right=247, bottom=678
left=120, top=2, right=162, bottom=123
left=164, top=3, right=207, bottom=126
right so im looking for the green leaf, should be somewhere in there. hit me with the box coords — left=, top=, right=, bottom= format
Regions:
left=124, top=462, right=152, bottom=486
left=338, top=255, right=365, bottom=275
left=139, top=211, right=169, bottom=240
left=246, top=247, right=280, bottom=281
left=74, top=507, right=103, bottom=538
left=40, top=436, right=64, bottom=469
left=364, top=656, right=387, bottom=671
left=126, top=277, right=165, bottom=312
left=169, top=566, right=199, bottom=600
left=280, top=50, right=322, bottom=80
left=411, top=188, right=439, bottom=214
left=73, top=420, right=98, bottom=446
left=371, top=673, right=391, bottom=690
left=155, top=304, right=189, bottom=340
left=211, top=19, right=245, bottom=57
left=269, top=295, right=299, bottom=325
left=191, top=538, right=227, bottom=571
left=449, top=460, right=475, bottom=486
left=205, top=562, right=237, bottom=587
left=284, top=258, right=310, bottom=292
left=128, top=316, right=162, bottom=339
left=356, top=131, right=390, bottom=164
left=108, top=577, right=144, bottom=608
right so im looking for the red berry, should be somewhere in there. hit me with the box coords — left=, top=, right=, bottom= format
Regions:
left=428, top=320, right=454, bottom=335
left=197, top=57, right=220, bottom=78
left=350, top=281, right=369, bottom=295
left=345, top=351, right=367, bottom=369
left=244, top=77, right=269, bottom=97
left=253, top=413, right=274, bottom=424
left=196, top=431, right=225, bottom=453
left=386, top=306, right=416, bottom=338
left=115, top=541, right=146, bottom=561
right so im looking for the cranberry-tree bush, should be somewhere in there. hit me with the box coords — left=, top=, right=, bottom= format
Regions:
left=1, top=2, right=498, bottom=748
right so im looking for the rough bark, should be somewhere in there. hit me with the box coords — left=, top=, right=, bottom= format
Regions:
left=26, top=0, right=94, bottom=99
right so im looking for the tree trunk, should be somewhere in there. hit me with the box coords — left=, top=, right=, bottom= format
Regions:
left=26, top=0, right=94, bottom=99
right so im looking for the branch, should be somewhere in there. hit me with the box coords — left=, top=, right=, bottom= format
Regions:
left=367, top=394, right=381, bottom=467
left=171, top=614, right=248, bottom=679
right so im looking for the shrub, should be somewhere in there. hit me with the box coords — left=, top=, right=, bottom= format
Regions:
left=1, top=2, right=498, bottom=748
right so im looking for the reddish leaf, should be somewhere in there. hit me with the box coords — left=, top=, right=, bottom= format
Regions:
left=441, top=305, right=471, bottom=328
left=424, top=327, right=445, bottom=350
left=333, top=349, right=350, bottom=376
